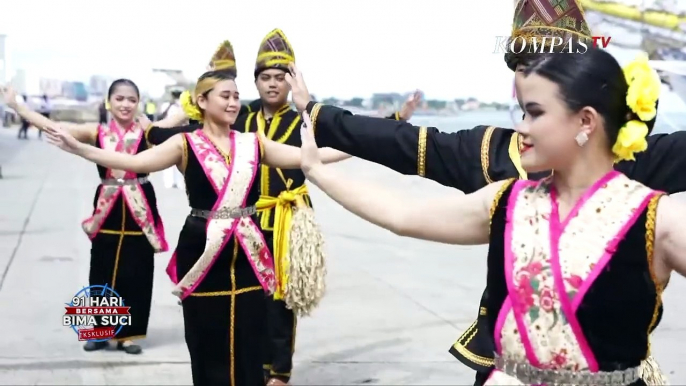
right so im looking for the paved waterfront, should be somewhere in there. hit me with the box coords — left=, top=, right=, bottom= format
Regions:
left=0, top=126, right=684, bottom=385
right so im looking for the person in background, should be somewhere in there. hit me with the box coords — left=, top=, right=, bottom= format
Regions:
left=98, top=98, right=108, bottom=125
left=158, top=91, right=185, bottom=189
left=17, top=94, right=30, bottom=139
left=36, top=94, right=52, bottom=139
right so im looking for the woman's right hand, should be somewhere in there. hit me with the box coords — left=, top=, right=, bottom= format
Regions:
left=44, top=125, right=85, bottom=155
left=285, top=63, right=311, bottom=112
left=0, top=86, right=18, bottom=108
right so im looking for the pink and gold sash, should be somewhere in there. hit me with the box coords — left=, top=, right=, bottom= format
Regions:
left=169, top=130, right=276, bottom=299
left=488, top=171, right=657, bottom=384
left=81, top=121, right=168, bottom=253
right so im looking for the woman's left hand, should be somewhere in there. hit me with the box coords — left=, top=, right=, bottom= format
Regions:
left=299, top=111, right=322, bottom=176
left=44, top=125, right=84, bottom=155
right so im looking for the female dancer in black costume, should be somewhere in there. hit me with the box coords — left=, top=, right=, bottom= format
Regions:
left=1, top=80, right=186, bottom=354
left=44, top=69, right=349, bottom=386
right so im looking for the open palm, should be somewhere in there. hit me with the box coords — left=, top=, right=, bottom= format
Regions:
left=44, top=125, right=82, bottom=154
left=299, top=111, right=321, bottom=174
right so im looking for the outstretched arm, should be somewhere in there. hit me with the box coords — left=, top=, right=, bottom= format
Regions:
left=10, top=99, right=98, bottom=144
left=307, top=158, right=501, bottom=244
left=260, top=130, right=351, bottom=169
left=304, top=101, right=490, bottom=193
left=298, top=111, right=498, bottom=244
left=45, top=126, right=184, bottom=174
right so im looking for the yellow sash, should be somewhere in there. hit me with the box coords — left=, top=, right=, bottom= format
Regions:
left=255, top=170, right=309, bottom=299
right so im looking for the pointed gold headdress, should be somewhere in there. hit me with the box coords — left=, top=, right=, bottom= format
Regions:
left=255, top=28, right=295, bottom=77
left=506, top=0, right=592, bottom=71
left=208, top=40, right=237, bottom=75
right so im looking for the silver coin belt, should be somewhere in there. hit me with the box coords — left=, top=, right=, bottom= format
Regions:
left=494, top=354, right=640, bottom=385
left=190, top=205, right=257, bottom=220
left=100, top=176, right=149, bottom=186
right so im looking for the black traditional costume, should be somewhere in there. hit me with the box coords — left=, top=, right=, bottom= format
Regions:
left=85, top=120, right=168, bottom=350
left=300, top=66, right=684, bottom=385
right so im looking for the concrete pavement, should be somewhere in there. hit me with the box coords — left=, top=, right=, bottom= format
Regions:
left=0, top=131, right=684, bottom=385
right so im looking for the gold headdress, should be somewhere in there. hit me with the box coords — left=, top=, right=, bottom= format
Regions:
left=208, top=40, right=237, bottom=75
left=180, top=40, right=238, bottom=122
left=255, top=28, right=295, bottom=77
left=506, top=0, right=592, bottom=70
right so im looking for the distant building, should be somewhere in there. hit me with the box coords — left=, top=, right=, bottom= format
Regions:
left=89, top=75, right=110, bottom=96
left=39, top=78, right=63, bottom=97
left=10, top=69, right=26, bottom=94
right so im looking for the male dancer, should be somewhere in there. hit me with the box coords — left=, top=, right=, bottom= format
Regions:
left=236, top=29, right=419, bottom=386
left=285, top=2, right=684, bottom=384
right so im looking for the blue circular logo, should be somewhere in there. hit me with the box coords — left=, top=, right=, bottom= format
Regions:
left=65, top=284, right=126, bottom=342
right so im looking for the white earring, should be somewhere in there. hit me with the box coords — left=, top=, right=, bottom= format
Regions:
left=575, top=132, right=588, bottom=147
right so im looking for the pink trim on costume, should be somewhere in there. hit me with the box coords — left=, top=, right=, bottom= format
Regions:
left=549, top=220, right=599, bottom=372
left=502, top=180, right=541, bottom=367
left=81, top=189, right=123, bottom=240
left=166, top=251, right=179, bottom=284
left=571, top=191, right=657, bottom=312
left=550, top=170, right=620, bottom=229
left=193, top=130, right=230, bottom=194
left=546, top=170, right=621, bottom=372
left=231, top=138, right=275, bottom=291
left=494, top=298, right=512, bottom=353
left=179, top=131, right=240, bottom=299
left=122, top=190, right=169, bottom=252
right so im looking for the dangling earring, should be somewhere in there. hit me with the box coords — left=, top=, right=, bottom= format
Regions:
left=575, top=132, right=588, bottom=147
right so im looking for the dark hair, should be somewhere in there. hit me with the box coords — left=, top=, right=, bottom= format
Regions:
left=107, top=79, right=140, bottom=100
left=523, top=48, right=659, bottom=147
left=254, top=65, right=288, bottom=79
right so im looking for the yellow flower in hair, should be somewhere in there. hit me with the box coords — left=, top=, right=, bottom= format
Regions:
left=612, top=120, right=649, bottom=162
left=180, top=90, right=203, bottom=122
left=623, top=52, right=649, bottom=84
left=105, top=100, right=110, bottom=111
left=623, top=54, right=661, bottom=122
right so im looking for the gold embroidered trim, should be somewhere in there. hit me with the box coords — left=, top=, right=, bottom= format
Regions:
left=452, top=321, right=495, bottom=367
left=310, top=103, right=323, bottom=136
left=480, top=126, right=495, bottom=184
left=189, top=286, right=262, bottom=297
left=490, top=178, right=516, bottom=229
left=275, top=114, right=301, bottom=144
left=144, top=124, right=154, bottom=148
left=645, top=193, right=664, bottom=356
left=479, top=307, right=487, bottom=316
left=256, top=109, right=302, bottom=231
left=98, top=229, right=144, bottom=236
left=417, top=126, right=427, bottom=177
left=229, top=240, right=239, bottom=386
left=180, top=134, right=189, bottom=175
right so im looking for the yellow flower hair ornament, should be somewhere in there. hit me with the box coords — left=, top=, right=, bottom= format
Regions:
left=612, top=54, right=660, bottom=162
left=612, top=120, right=649, bottom=162
left=180, top=90, right=203, bottom=122
left=623, top=53, right=660, bottom=122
